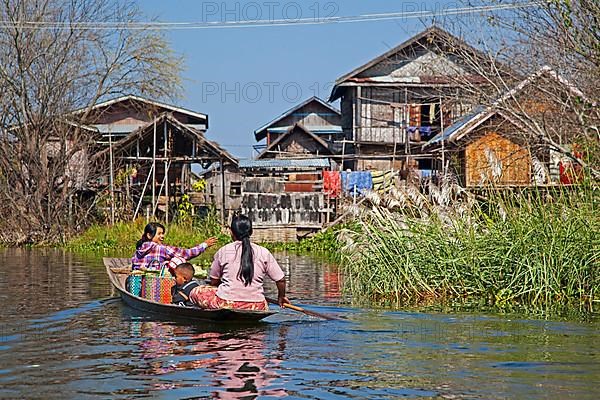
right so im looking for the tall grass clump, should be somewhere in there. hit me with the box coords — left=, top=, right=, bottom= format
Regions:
left=339, top=180, right=599, bottom=312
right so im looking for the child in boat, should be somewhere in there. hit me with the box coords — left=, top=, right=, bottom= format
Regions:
left=171, top=263, right=201, bottom=307
left=189, top=214, right=289, bottom=311
left=131, top=222, right=217, bottom=271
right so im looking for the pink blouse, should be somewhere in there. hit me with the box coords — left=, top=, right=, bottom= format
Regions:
left=209, top=241, right=285, bottom=302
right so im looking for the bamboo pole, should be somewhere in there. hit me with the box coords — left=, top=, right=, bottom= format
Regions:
left=220, top=158, right=226, bottom=224
left=181, top=163, right=186, bottom=194
left=133, top=163, right=154, bottom=220
left=108, top=127, right=115, bottom=225
left=164, top=121, right=169, bottom=223
left=356, top=86, right=362, bottom=144
left=152, top=161, right=171, bottom=217
left=125, top=162, right=130, bottom=210
left=152, top=119, right=156, bottom=217
left=404, top=88, right=409, bottom=156
left=440, top=97, right=445, bottom=176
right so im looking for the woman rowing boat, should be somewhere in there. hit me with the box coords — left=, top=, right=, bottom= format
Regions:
left=189, top=214, right=289, bottom=311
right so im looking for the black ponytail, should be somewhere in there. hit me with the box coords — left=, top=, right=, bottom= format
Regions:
left=136, top=222, right=165, bottom=249
left=231, top=215, right=254, bottom=286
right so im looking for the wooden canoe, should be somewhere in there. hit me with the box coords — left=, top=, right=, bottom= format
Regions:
left=103, top=257, right=276, bottom=322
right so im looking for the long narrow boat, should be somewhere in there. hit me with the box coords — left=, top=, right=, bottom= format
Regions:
left=103, top=257, right=276, bottom=322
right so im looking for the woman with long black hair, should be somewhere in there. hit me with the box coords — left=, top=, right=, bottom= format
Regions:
left=190, top=214, right=288, bottom=310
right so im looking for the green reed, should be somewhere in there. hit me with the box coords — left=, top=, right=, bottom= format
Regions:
left=340, top=184, right=599, bottom=312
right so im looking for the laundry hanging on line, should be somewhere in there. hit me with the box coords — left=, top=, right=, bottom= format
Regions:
left=341, top=171, right=373, bottom=195
left=371, top=170, right=398, bottom=192
left=429, top=103, right=437, bottom=125
left=323, top=171, right=341, bottom=198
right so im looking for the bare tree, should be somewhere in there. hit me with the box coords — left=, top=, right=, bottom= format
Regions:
left=0, top=0, right=183, bottom=244
left=433, top=1, right=599, bottom=179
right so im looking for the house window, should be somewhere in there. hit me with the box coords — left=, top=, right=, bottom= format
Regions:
left=420, top=103, right=441, bottom=128
left=230, top=182, right=242, bottom=196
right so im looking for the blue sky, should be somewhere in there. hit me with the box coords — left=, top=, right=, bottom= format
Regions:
left=137, top=1, right=476, bottom=158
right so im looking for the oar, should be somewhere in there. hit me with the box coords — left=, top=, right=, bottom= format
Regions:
left=110, top=267, right=158, bottom=275
left=265, top=297, right=339, bottom=320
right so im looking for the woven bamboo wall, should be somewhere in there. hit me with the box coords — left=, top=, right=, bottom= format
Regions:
left=465, top=132, right=531, bottom=186
left=242, top=192, right=323, bottom=227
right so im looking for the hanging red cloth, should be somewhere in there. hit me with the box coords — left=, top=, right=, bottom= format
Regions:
left=559, top=161, right=583, bottom=184
left=323, top=171, right=341, bottom=198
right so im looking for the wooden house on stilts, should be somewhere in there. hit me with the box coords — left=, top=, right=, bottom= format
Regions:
left=89, top=95, right=236, bottom=222
left=329, top=26, right=494, bottom=177
left=212, top=97, right=345, bottom=241
left=254, top=96, right=343, bottom=159
left=423, top=66, right=596, bottom=187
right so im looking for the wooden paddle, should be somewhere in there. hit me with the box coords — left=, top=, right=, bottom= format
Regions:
left=110, top=267, right=158, bottom=275
left=265, top=297, right=339, bottom=320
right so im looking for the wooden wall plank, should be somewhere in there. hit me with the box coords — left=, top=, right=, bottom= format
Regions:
left=465, top=132, right=531, bottom=186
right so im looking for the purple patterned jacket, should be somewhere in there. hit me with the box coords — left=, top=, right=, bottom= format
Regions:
left=131, top=241, right=208, bottom=270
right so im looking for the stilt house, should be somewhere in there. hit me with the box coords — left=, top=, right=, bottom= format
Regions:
left=329, top=26, right=493, bottom=175
left=214, top=97, right=344, bottom=240
left=89, top=95, right=236, bottom=221
left=254, top=96, right=342, bottom=161
left=423, top=67, right=595, bottom=186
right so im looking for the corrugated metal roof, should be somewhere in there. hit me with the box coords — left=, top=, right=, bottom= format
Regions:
left=267, top=125, right=342, bottom=134
left=329, top=26, right=495, bottom=101
left=426, top=105, right=486, bottom=145
left=239, top=158, right=330, bottom=169
left=254, top=97, right=341, bottom=141
left=78, top=95, right=208, bottom=122
left=93, top=122, right=207, bottom=134
left=187, top=124, right=207, bottom=131
left=93, top=124, right=144, bottom=134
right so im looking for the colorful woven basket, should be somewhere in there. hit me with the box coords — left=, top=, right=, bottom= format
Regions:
left=126, top=275, right=144, bottom=297
left=140, top=274, right=175, bottom=304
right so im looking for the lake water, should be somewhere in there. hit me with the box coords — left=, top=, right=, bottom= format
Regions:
left=1, top=248, right=599, bottom=399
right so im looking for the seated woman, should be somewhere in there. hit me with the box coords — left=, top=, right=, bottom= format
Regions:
left=190, top=215, right=289, bottom=311
left=131, top=222, right=217, bottom=271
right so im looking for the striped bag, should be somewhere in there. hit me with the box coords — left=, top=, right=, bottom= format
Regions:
left=140, top=267, right=175, bottom=304
left=126, top=274, right=144, bottom=297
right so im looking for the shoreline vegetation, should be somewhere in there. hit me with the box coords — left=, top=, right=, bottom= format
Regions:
left=65, top=216, right=225, bottom=268
left=63, top=218, right=341, bottom=253
left=338, top=181, right=599, bottom=314
left=62, top=182, right=598, bottom=315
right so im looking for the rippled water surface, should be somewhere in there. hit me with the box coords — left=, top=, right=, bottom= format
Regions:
left=1, top=248, right=599, bottom=399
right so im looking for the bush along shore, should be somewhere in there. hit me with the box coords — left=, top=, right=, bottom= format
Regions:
left=336, top=180, right=599, bottom=313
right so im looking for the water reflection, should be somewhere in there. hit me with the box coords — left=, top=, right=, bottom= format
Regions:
left=274, top=253, right=342, bottom=302
left=198, top=330, right=285, bottom=398
left=128, top=320, right=288, bottom=398
left=0, top=248, right=106, bottom=323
